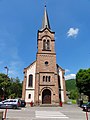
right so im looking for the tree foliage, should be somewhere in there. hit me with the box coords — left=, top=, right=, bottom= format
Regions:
left=66, top=79, right=78, bottom=99
left=0, top=73, right=11, bottom=99
left=70, top=89, right=78, bottom=99
left=0, top=73, right=22, bottom=100
left=66, top=79, right=76, bottom=91
left=9, top=77, right=22, bottom=98
left=76, top=68, right=90, bottom=101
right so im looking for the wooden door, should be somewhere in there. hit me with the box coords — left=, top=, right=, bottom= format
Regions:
left=42, top=89, right=51, bottom=104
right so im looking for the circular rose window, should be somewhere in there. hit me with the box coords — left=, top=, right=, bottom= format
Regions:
left=45, top=61, right=48, bottom=65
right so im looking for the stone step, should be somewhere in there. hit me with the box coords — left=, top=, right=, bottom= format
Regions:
left=39, top=104, right=59, bottom=107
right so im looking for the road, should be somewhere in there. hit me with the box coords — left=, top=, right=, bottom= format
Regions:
left=0, top=104, right=90, bottom=120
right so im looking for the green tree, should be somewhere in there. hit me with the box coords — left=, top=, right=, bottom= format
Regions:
left=66, top=79, right=79, bottom=100
left=70, top=89, right=78, bottom=99
left=0, top=73, right=11, bottom=100
left=0, top=73, right=22, bottom=100
left=76, top=68, right=90, bottom=101
left=9, top=77, right=22, bottom=98
left=66, top=79, right=76, bottom=91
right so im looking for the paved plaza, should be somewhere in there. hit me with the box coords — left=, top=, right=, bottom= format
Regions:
left=0, top=104, right=90, bottom=120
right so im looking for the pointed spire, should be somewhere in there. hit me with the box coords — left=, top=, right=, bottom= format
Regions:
left=41, top=5, right=51, bottom=30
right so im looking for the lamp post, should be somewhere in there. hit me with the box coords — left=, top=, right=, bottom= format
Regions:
left=3, top=66, right=9, bottom=100
left=4, top=66, right=9, bottom=76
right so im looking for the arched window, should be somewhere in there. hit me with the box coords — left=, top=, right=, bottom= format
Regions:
left=47, top=40, right=50, bottom=50
left=48, top=76, right=50, bottom=82
left=43, top=76, right=45, bottom=82
left=28, top=94, right=31, bottom=99
left=43, top=39, right=46, bottom=50
left=46, top=76, right=48, bottom=82
left=43, top=76, right=51, bottom=82
left=43, top=39, right=50, bottom=50
left=28, top=74, right=33, bottom=87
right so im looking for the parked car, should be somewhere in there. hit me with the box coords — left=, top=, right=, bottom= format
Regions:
left=20, top=100, right=26, bottom=107
left=81, top=102, right=90, bottom=111
left=0, top=99, right=21, bottom=109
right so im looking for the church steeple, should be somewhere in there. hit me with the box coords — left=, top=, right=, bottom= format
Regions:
left=41, top=5, right=51, bottom=30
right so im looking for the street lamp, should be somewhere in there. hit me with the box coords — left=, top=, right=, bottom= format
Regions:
left=3, top=66, right=9, bottom=100
left=4, top=66, right=9, bottom=76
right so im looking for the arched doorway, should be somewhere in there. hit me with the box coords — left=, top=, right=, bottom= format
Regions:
left=42, top=89, right=51, bottom=104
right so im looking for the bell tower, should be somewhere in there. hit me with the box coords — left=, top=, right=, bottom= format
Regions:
left=34, top=6, right=60, bottom=106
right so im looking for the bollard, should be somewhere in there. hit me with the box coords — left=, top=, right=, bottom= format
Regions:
left=30, top=102, right=33, bottom=107
left=4, top=106, right=8, bottom=120
left=30, top=101, right=33, bottom=107
left=86, top=110, right=88, bottom=120
left=59, top=101, right=62, bottom=107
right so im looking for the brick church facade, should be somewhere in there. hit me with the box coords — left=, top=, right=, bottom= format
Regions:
left=22, top=6, right=66, bottom=106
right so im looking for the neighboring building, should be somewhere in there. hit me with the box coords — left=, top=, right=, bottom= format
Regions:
left=22, top=6, right=66, bottom=106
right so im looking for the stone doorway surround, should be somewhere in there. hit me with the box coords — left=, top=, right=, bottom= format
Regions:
left=42, top=89, right=51, bottom=104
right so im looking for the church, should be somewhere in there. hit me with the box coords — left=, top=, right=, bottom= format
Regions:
left=22, top=6, right=66, bottom=106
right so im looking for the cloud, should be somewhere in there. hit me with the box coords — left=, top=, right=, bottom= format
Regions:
left=8, top=61, right=23, bottom=77
left=65, top=69, right=70, bottom=73
left=9, top=69, right=18, bottom=77
left=65, top=74, right=76, bottom=80
left=67, top=28, right=79, bottom=37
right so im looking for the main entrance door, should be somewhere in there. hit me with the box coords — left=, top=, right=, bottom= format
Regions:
left=42, top=89, right=51, bottom=104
